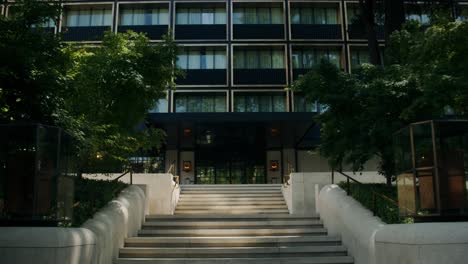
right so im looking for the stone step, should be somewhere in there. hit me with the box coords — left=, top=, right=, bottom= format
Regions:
left=181, top=190, right=282, bottom=194
left=174, top=209, right=290, bottom=215
left=124, top=236, right=341, bottom=248
left=141, top=220, right=322, bottom=228
left=178, top=197, right=286, bottom=202
left=179, top=193, right=284, bottom=198
left=119, top=245, right=348, bottom=258
left=177, top=200, right=287, bottom=205
left=145, top=214, right=319, bottom=220
left=181, top=184, right=282, bottom=188
left=115, top=256, right=354, bottom=264
left=175, top=205, right=288, bottom=210
left=138, top=228, right=328, bottom=237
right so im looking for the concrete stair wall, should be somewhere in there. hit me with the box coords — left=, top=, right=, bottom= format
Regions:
left=115, top=184, right=353, bottom=264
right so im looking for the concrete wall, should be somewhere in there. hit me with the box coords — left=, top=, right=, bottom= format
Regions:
left=0, top=185, right=147, bottom=264
left=84, top=173, right=180, bottom=215
left=318, top=184, right=468, bottom=264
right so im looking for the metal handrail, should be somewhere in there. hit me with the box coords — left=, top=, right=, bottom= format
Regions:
left=333, top=170, right=399, bottom=216
left=112, top=169, right=133, bottom=184
left=166, top=160, right=176, bottom=175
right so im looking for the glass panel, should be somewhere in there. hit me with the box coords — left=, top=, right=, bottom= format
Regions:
left=291, top=8, right=300, bottom=24
left=177, top=53, right=188, bottom=69
left=215, top=96, right=226, bottom=112
left=133, top=9, right=145, bottom=25
left=159, top=8, right=169, bottom=25
left=78, top=10, right=91, bottom=27
left=273, top=95, right=285, bottom=112
left=176, top=8, right=188, bottom=24
left=120, top=9, right=132, bottom=26
left=245, top=7, right=257, bottom=24
left=272, top=49, right=284, bottom=69
left=91, top=9, right=103, bottom=26
left=201, top=8, right=214, bottom=24
left=258, top=7, right=270, bottom=24
left=214, top=7, right=226, bottom=24
left=246, top=50, right=258, bottom=69
left=201, top=96, right=214, bottom=112
left=234, top=50, right=245, bottom=69
left=271, top=7, right=283, bottom=24
left=326, top=8, right=338, bottom=24
left=66, top=10, right=79, bottom=27
left=188, top=50, right=201, bottom=69
left=259, top=96, right=271, bottom=112
left=234, top=96, right=245, bottom=112
left=214, top=50, right=226, bottom=69
left=292, top=53, right=301, bottom=69
left=204, top=50, right=214, bottom=70
left=187, top=96, right=199, bottom=112
left=189, top=8, right=202, bottom=24
left=303, top=50, right=314, bottom=69
left=233, top=8, right=244, bottom=24
left=301, top=7, right=313, bottom=24
left=175, top=95, right=187, bottom=112
left=259, top=50, right=272, bottom=69
left=328, top=50, right=340, bottom=68
left=247, top=96, right=259, bottom=112
left=314, top=8, right=326, bottom=24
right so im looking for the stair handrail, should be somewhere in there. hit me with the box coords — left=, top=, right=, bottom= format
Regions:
left=333, top=169, right=399, bottom=216
left=112, top=168, right=133, bottom=184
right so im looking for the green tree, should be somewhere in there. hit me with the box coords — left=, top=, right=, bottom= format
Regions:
left=293, top=20, right=468, bottom=184
left=58, top=32, right=179, bottom=173
left=0, top=0, right=65, bottom=123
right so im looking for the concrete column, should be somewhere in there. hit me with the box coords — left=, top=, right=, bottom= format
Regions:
left=266, top=150, right=281, bottom=183
left=179, top=151, right=195, bottom=184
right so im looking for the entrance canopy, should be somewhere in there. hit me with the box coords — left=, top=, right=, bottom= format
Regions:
left=148, top=112, right=320, bottom=150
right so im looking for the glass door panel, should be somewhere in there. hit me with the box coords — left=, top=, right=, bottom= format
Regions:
left=197, top=166, right=215, bottom=184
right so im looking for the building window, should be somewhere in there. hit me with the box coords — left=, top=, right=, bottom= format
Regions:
left=175, top=94, right=226, bottom=113
left=292, top=48, right=341, bottom=69
left=233, top=4, right=283, bottom=24
left=176, top=6, right=226, bottom=25
left=119, top=5, right=169, bottom=25
left=456, top=6, right=468, bottom=21
left=405, top=5, right=430, bottom=25
left=234, top=47, right=284, bottom=69
left=350, top=48, right=369, bottom=70
left=294, top=94, right=318, bottom=113
left=347, top=5, right=384, bottom=25
left=149, top=98, right=168, bottom=113
left=65, top=7, right=112, bottom=27
left=177, top=47, right=226, bottom=70
left=234, top=93, right=286, bottom=113
left=8, top=6, right=56, bottom=27
left=291, top=4, right=338, bottom=24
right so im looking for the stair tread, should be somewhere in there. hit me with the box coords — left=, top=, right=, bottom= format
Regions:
left=115, top=256, right=354, bottom=263
left=125, top=235, right=341, bottom=243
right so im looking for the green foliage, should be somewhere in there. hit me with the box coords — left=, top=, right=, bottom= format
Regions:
left=72, top=178, right=128, bottom=227
left=0, top=0, right=66, bottom=123
left=57, top=31, right=179, bottom=172
left=293, top=21, right=468, bottom=181
left=337, top=182, right=404, bottom=224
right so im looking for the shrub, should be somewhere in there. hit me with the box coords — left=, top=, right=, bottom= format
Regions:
left=72, top=178, right=128, bottom=227
left=337, top=182, right=403, bottom=224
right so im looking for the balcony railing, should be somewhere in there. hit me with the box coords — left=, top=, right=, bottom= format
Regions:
left=233, top=69, right=286, bottom=85
left=233, top=24, right=284, bottom=39
left=291, top=24, right=342, bottom=39
left=348, top=24, right=384, bottom=40
left=176, top=69, right=227, bottom=85
left=175, top=25, right=226, bottom=40
left=292, top=69, right=312, bottom=81
left=61, top=26, right=111, bottom=41
left=117, top=25, right=168, bottom=40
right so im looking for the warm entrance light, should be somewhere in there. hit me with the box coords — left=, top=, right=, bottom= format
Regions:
left=270, top=160, right=279, bottom=171
left=270, top=128, right=279, bottom=137
left=183, top=161, right=192, bottom=172
left=183, top=128, right=192, bottom=136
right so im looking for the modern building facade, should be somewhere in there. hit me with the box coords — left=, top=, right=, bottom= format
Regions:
left=3, top=0, right=468, bottom=184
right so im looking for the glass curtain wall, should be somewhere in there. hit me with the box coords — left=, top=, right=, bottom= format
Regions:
left=175, top=94, right=226, bottom=113
left=350, top=48, right=369, bottom=69
left=176, top=6, right=226, bottom=24
left=234, top=47, right=285, bottom=69
left=294, top=94, right=318, bottom=112
left=405, top=5, right=430, bottom=25
left=65, top=7, right=113, bottom=27
left=177, top=47, right=226, bottom=70
left=292, top=47, right=341, bottom=69
left=291, top=5, right=338, bottom=24
left=119, top=5, right=169, bottom=25
left=234, top=93, right=286, bottom=112
left=233, top=4, right=283, bottom=24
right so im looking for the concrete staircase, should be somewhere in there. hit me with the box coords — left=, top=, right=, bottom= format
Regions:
left=115, top=184, right=353, bottom=264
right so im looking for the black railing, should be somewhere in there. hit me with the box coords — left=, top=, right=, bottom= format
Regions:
left=291, top=24, right=342, bottom=39
left=176, top=69, right=227, bottom=85
left=112, top=169, right=133, bottom=185
left=117, top=25, right=168, bottom=40
left=233, top=69, right=286, bottom=85
left=175, top=24, right=226, bottom=40
left=62, top=26, right=111, bottom=41
left=233, top=24, right=284, bottom=39
left=332, top=170, right=398, bottom=216
left=348, top=24, right=385, bottom=40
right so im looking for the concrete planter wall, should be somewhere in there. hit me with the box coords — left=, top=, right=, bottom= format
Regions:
left=0, top=185, right=147, bottom=264
left=318, top=184, right=468, bottom=264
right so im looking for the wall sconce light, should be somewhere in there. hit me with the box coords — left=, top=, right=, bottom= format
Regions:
left=271, top=128, right=279, bottom=137
left=183, top=128, right=192, bottom=136
left=183, top=161, right=192, bottom=172
left=270, top=160, right=279, bottom=171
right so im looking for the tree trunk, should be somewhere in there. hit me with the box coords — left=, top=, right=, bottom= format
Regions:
left=384, top=0, right=405, bottom=44
left=359, top=0, right=382, bottom=66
